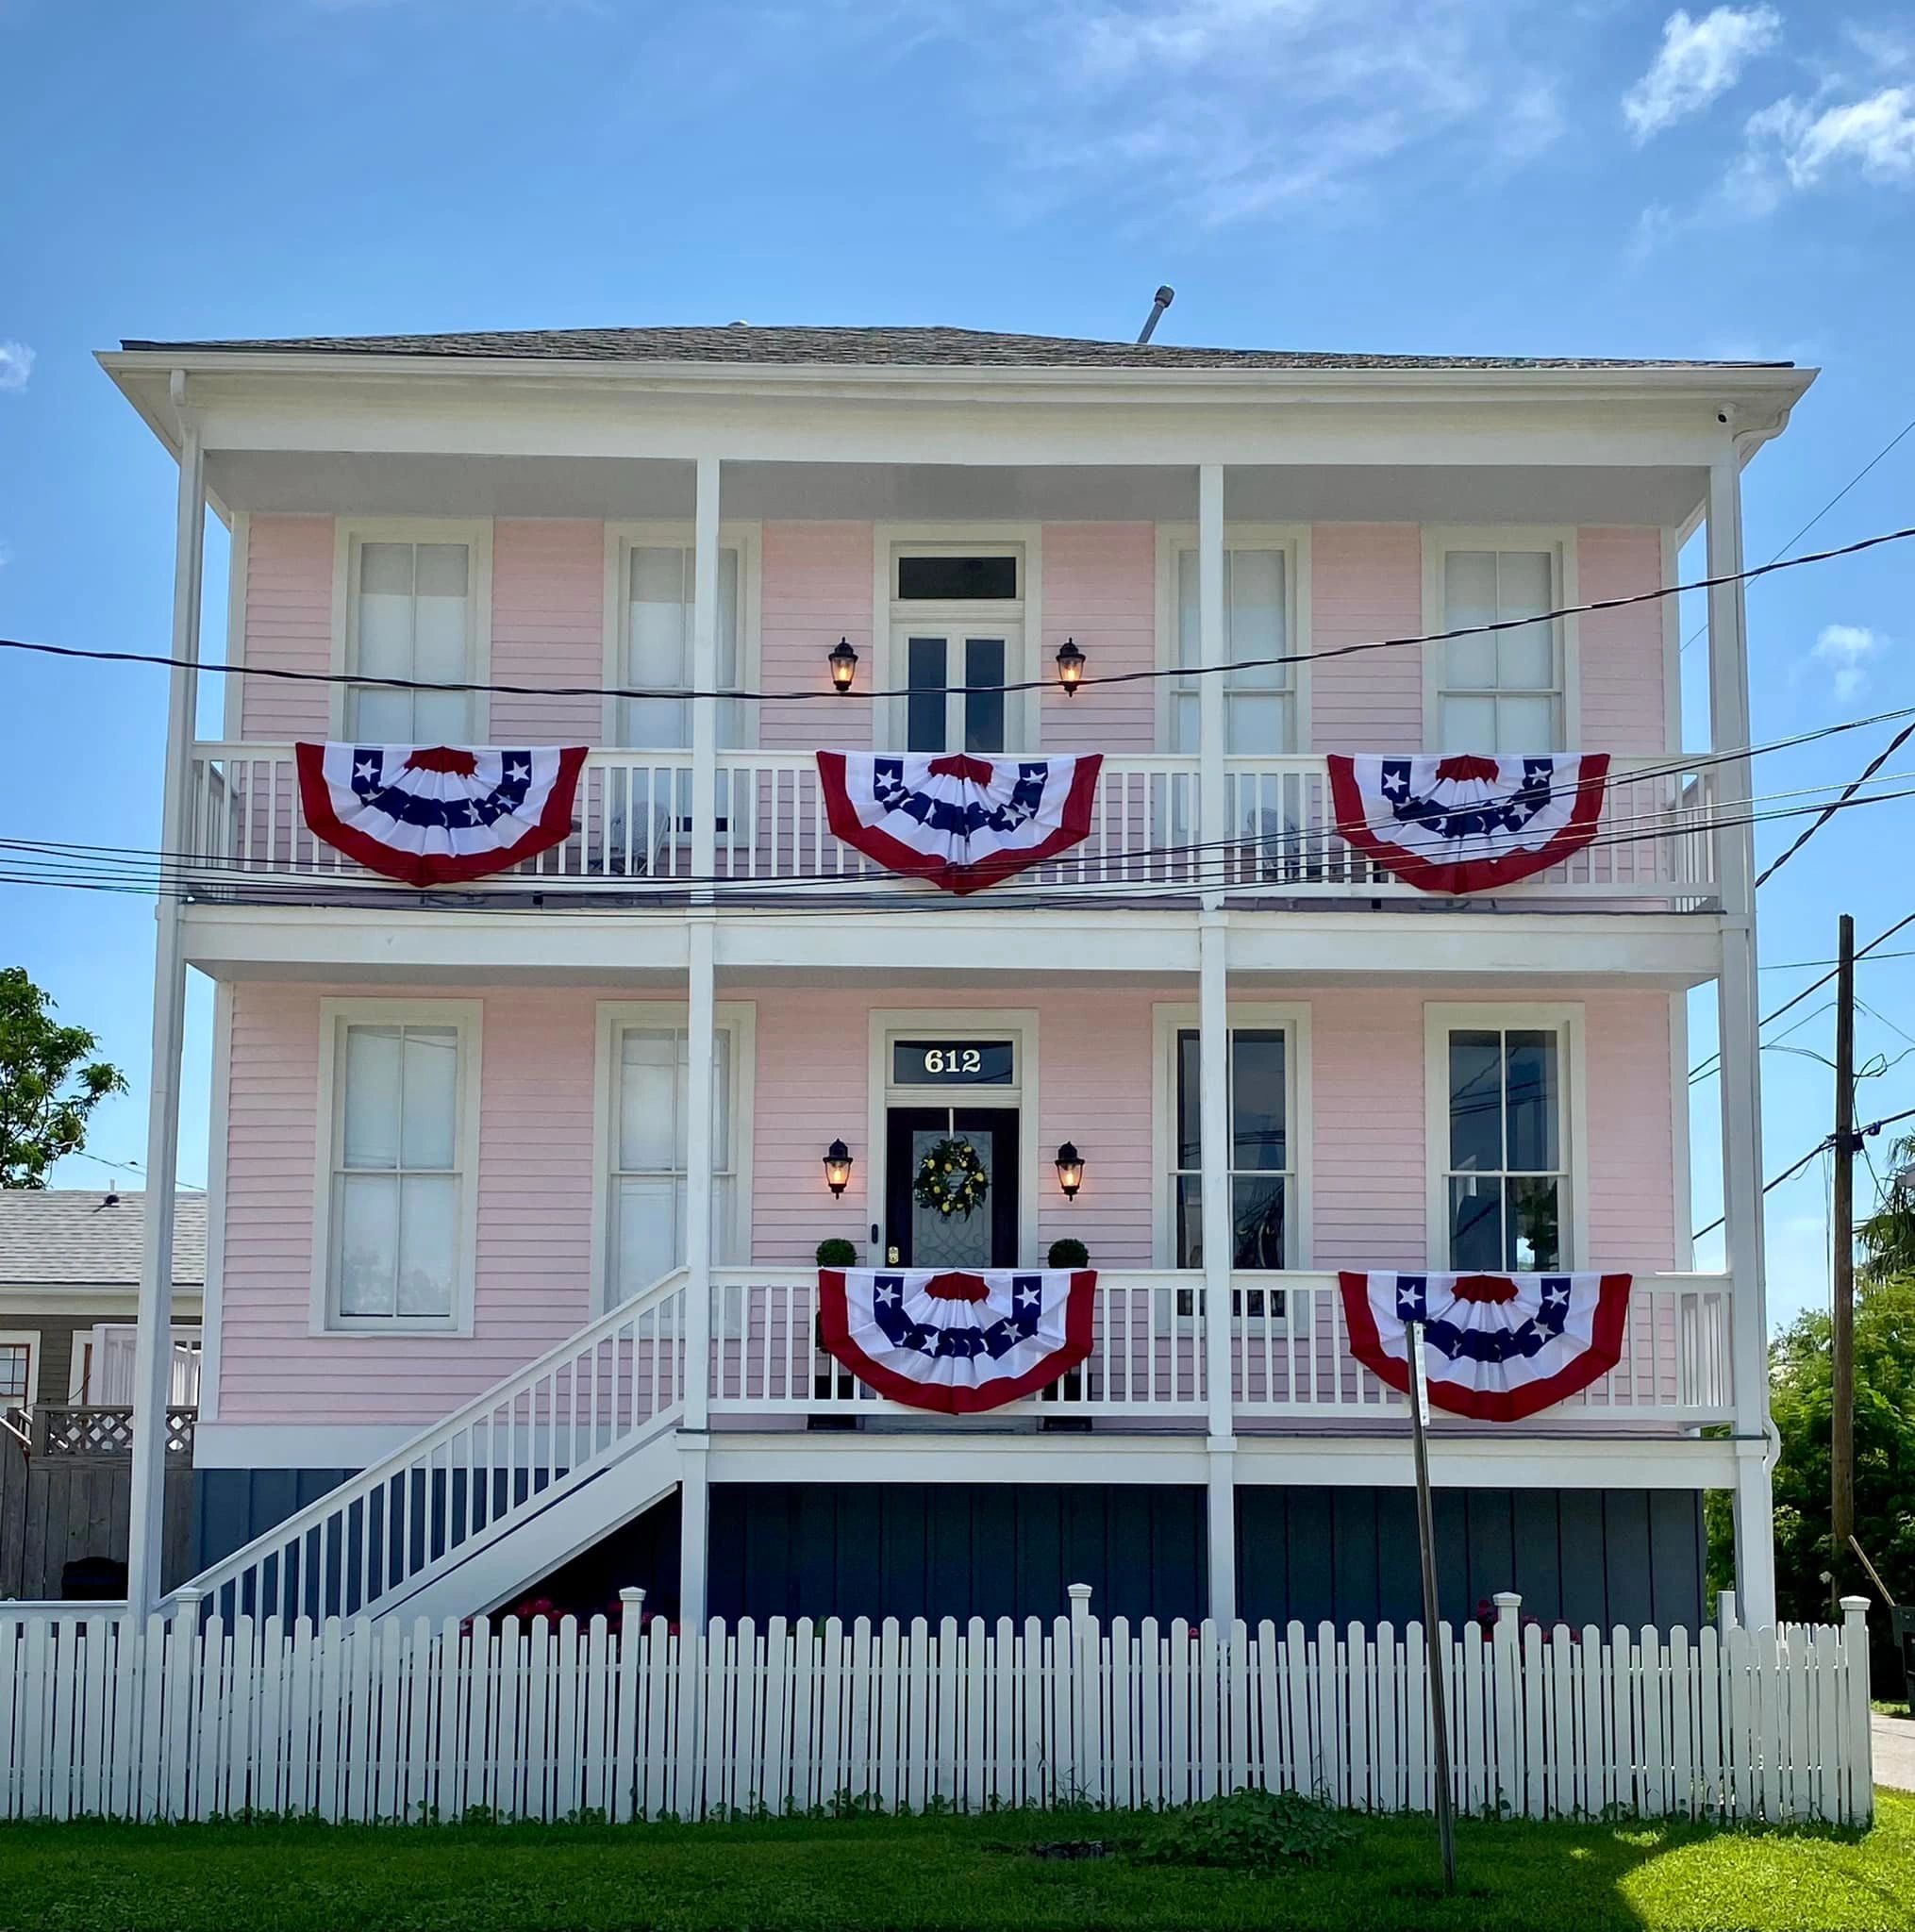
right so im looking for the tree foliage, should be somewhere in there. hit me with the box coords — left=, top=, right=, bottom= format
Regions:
left=0, top=967, right=126, bottom=1188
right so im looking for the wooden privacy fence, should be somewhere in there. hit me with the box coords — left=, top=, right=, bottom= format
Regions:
left=0, top=1589, right=1873, bottom=1828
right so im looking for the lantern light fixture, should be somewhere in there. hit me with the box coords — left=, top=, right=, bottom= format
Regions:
left=823, top=1139, right=855, bottom=1198
left=827, top=637, right=859, bottom=693
left=1055, top=636, right=1087, bottom=695
left=1054, top=1141, right=1085, bottom=1200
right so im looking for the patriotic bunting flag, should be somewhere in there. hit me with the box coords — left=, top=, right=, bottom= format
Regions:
left=1339, top=1270, right=1633, bottom=1423
left=818, top=1267, right=1097, bottom=1413
left=295, top=742, right=588, bottom=887
left=816, top=752, right=1101, bottom=893
left=1326, top=752, right=1609, bottom=893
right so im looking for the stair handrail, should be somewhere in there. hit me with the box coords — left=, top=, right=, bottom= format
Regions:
left=171, top=1266, right=691, bottom=1613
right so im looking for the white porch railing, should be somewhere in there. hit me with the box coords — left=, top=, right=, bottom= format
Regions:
left=178, top=1271, right=690, bottom=1625
left=708, top=1270, right=1735, bottom=1426
left=182, top=746, right=1719, bottom=904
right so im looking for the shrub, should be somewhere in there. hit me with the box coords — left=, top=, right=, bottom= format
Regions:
left=815, top=1239, right=858, bottom=1267
left=1046, top=1237, right=1090, bottom=1269
left=1132, top=1788, right=1355, bottom=1872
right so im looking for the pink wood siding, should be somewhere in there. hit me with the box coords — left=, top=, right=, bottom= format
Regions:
left=1306, top=525, right=1424, bottom=755
left=216, top=980, right=1675, bottom=1428
left=758, top=524, right=874, bottom=752
left=487, top=521, right=605, bottom=744
left=1576, top=527, right=1668, bottom=754
left=238, top=517, right=333, bottom=741
left=1039, top=524, right=1157, bottom=754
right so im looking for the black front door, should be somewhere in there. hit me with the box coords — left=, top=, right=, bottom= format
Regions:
left=884, top=1106, right=1020, bottom=1268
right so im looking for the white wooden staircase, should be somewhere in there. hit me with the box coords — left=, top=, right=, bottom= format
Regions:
left=175, top=1270, right=691, bottom=1624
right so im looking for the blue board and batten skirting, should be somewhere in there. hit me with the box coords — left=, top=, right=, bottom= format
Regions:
left=191, top=1471, right=1706, bottom=1631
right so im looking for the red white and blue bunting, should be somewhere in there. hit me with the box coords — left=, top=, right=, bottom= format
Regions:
left=1326, top=753, right=1609, bottom=894
left=1339, top=1270, right=1632, bottom=1423
left=816, top=752, right=1102, bottom=894
left=295, top=743, right=588, bottom=888
left=818, top=1267, right=1097, bottom=1413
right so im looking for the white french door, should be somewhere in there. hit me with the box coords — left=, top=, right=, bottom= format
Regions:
left=892, top=622, right=1024, bottom=754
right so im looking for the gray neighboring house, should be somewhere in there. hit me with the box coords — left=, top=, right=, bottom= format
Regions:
left=0, top=1191, right=206, bottom=1416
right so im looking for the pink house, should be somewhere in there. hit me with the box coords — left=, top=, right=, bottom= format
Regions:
left=99, top=325, right=1811, bottom=1634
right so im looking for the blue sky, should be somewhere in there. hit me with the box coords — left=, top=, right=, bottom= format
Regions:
left=0, top=1, right=1910, bottom=1328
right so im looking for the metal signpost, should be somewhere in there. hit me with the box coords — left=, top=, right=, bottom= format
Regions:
left=1407, top=1321, right=1457, bottom=1895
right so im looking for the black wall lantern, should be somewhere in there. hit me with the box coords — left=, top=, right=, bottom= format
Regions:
left=1055, top=636, right=1087, bottom=694
left=1055, top=1141, right=1085, bottom=1199
left=827, top=637, right=859, bottom=693
left=823, top=1139, right=855, bottom=1197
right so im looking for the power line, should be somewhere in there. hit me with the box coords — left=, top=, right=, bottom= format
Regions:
left=1754, top=717, right=1915, bottom=889
left=1690, top=908, right=1915, bottom=1086
left=1678, top=408, right=1915, bottom=654
left=1690, top=1102, right=1915, bottom=1242
left=7, top=521, right=1915, bottom=707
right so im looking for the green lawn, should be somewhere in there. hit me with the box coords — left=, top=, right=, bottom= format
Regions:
left=1, top=1793, right=1910, bottom=1932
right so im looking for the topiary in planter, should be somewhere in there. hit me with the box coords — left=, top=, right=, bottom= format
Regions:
left=1047, top=1237, right=1090, bottom=1269
left=815, top=1238, right=858, bottom=1268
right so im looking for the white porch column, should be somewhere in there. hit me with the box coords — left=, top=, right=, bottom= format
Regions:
left=690, top=454, right=721, bottom=890
left=1199, top=910, right=1238, bottom=1620
left=682, top=917, right=716, bottom=1434
left=1197, top=463, right=1226, bottom=908
left=677, top=1438, right=710, bottom=1632
left=128, top=375, right=205, bottom=1615
left=1707, top=444, right=1776, bottom=1625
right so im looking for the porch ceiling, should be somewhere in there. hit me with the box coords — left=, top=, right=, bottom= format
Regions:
left=201, top=450, right=1712, bottom=527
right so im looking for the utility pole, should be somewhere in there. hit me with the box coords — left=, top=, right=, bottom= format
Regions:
left=1831, top=911, right=1857, bottom=1597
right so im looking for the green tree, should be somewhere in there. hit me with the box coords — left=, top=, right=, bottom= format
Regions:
left=0, top=967, right=126, bottom=1188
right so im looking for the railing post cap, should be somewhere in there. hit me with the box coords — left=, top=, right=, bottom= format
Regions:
left=1492, top=1591, right=1522, bottom=1607
left=174, top=1586, right=205, bottom=1604
left=1839, top=1595, right=1871, bottom=1618
left=618, top=1587, right=646, bottom=1605
left=1067, top=1582, right=1093, bottom=1606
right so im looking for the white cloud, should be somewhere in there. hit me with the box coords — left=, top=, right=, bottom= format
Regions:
left=1741, top=85, right=1915, bottom=197
left=1622, top=6, right=1782, bottom=142
left=986, top=0, right=1566, bottom=226
left=0, top=341, right=32, bottom=392
left=1810, top=623, right=1887, bottom=701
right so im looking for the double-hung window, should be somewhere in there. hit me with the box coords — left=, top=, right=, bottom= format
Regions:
left=344, top=531, right=484, bottom=742
left=603, top=1008, right=747, bottom=1306
left=616, top=539, right=748, bottom=749
left=1435, top=1015, right=1575, bottom=1272
left=1168, top=1023, right=1295, bottom=1270
left=1168, top=541, right=1296, bottom=754
left=320, top=1002, right=478, bottom=1330
left=1432, top=540, right=1566, bottom=751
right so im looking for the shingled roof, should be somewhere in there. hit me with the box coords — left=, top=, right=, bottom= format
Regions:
left=116, top=323, right=1792, bottom=373
left=0, top=1191, right=207, bottom=1290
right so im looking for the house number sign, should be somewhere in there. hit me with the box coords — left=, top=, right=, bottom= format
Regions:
left=891, top=1040, right=1014, bottom=1086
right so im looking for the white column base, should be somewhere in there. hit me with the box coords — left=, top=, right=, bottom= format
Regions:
left=1731, top=1442, right=1776, bottom=1627
left=677, top=1437, right=711, bottom=1629
left=1206, top=1446, right=1237, bottom=1624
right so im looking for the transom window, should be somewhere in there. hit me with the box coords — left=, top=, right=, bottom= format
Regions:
left=325, top=1014, right=473, bottom=1327
left=1172, top=546, right=1294, bottom=753
left=1443, top=1025, right=1566, bottom=1271
left=619, top=542, right=745, bottom=749
left=608, top=1022, right=739, bottom=1305
left=347, top=539, right=475, bottom=742
left=895, top=552, right=1018, bottom=601
left=1171, top=1026, right=1291, bottom=1269
left=1436, top=547, right=1562, bottom=751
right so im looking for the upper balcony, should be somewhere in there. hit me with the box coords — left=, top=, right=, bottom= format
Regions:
left=184, top=742, right=1721, bottom=910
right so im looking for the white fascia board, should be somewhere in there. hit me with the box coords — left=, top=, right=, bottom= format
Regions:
left=192, top=1421, right=415, bottom=1469
left=708, top=1432, right=1214, bottom=1487
left=0, top=1287, right=204, bottom=1318
left=1232, top=1433, right=1739, bottom=1490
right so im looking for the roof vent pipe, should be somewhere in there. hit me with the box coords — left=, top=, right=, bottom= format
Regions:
left=1135, top=286, right=1174, bottom=344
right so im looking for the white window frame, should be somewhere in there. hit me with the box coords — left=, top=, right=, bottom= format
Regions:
left=873, top=525, right=1042, bottom=753
left=1150, top=1002, right=1313, bottom=1273
left=310, top=997, right=483, bottom=1337
left=590, top=1000, right=756, bottom=1314
left=600, top=521, right=762, bottom=750
left=0, top=1329, right=40, bottom=1410
left=1423, top=1001, right=1589, bottom=1272
left=330, top=519, right=493, bottom=741
left=1155, top=525, right=1311, bottom=757
left=1421, top=525, right=1579, bottom=753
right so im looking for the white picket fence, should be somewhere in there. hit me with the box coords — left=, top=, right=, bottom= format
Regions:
left=0, top=1589, right=1873, bottom=1828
